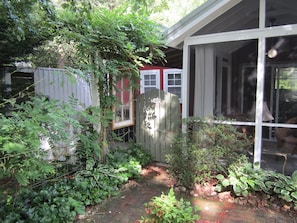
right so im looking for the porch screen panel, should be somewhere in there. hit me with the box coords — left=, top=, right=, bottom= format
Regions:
left=193, top=44, right=214, bottom=117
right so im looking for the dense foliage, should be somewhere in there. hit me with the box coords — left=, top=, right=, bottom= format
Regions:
left=166, top=117, right=252, bottom=188
left=0, top=0, right=56, bottom=65
left=0, top=143, right=152, bottom=222
left=0, top=96, right=85, bottom=186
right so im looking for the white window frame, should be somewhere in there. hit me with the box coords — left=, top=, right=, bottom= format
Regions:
left=163, top=69, right=182, bottom=103
left=140, top=69, right=160, bottom=93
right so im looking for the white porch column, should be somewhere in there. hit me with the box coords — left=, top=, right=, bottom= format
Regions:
left=253, top=0, right=266, bottom=167
left=182, top=43, right=190, bottom=120
left=193, top=45, right=215, bottom=117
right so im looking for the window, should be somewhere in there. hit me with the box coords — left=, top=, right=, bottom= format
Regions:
left=164, top=69, right=182, bottom=102
left=112, top=78, right=134, bottom=130
left=140, top=69, right=160, bottom=93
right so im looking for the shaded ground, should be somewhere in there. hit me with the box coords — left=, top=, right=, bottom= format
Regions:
left=75, top=163, right=297, bottom=223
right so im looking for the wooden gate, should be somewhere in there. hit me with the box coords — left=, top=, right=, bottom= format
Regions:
left=135, top=89, right=180, bottom=163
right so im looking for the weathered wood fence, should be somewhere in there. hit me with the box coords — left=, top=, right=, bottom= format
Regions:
left=135, top=89, right=180, bottom=163
left=34, top=67, right=92, bottom=109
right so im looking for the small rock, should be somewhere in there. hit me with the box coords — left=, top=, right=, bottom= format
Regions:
left=282, top=205, right=291, bottom=212
left=179, top=186, right=187, bottom=192
left=174, top=187, right=180, bottom=192
left=236, top=199, right=247, bottom=205
left=77, top=215, right=85, bottom=220
left=247, top=199, right=257, bottom=206
left=271, top=203, right=280, bottom=210
left=210, top=191, right=217, bottom=197
left=218, top=191, right=230, bottom=201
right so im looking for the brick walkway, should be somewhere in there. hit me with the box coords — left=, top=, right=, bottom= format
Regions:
left=76, top=164, right=297, bottom=223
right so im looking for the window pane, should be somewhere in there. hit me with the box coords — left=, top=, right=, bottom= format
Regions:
left=149, top=75, right=156, bottom=80
left=168, top=87, right=181, bottom=98
left=175, top=73, right=181, bottom=79
left=168, top=74, right=174, bottom=79
left=168, top=80, right=174, bottom=85
left=123, top=107, right=130, bottom=121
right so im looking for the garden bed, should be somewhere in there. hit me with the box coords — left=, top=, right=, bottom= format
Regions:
left=75, top=164, right=297, bottom=223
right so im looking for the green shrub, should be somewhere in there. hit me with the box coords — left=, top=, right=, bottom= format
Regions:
left=140, top=188, right=199, bottom=223
left=0, top=96, right=83, bottom=186
left=215, top=156, right=297, bottom=206
left=106, top=143, right=153, bottom=180
left=0, top=140, right=152, bottom=222
left=166, top=117, right=252, bottom=188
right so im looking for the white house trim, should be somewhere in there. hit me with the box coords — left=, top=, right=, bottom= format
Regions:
left=182, top=44, right=190, bottom=120
left=164, top=0, right=241, bottom=48
left=184, top=24, right=297, bottom=46
left=253, top=0, right=266, bottom=166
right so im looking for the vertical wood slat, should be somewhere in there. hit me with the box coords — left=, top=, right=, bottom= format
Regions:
left=34, top=67, right=92, bottom=109
left=136, top=89, right=180, bottom=163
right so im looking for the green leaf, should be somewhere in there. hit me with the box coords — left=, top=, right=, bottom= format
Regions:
left=291, top=170, right=297, bottom=182
left=291, top=191, right=297, bottom=200
left=247, top=179, right=255, bottom=189
left=242, top=190, right=249, bottom=197
left=2, top=142, right=27, bottom=153
left=229, top=176, right=238, bottom=185
left=280, top=189, right=290, bottom=196
left=233, top=185, right=242, bottom=196
left=215, top=184, right=223, bottom=192
left=282, top=194, right=292, bottom=202
left=222, top=179, right=230, bottom=187
left=15, top=172, right=29, bottom=186
left=216, top=174, right=225, bottom=181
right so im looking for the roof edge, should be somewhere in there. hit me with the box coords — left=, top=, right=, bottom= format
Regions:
left=164, top=0, right=242, bottom=48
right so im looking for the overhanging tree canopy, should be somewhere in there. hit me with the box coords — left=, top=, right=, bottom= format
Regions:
left=0, top=0, right=56, bottom=66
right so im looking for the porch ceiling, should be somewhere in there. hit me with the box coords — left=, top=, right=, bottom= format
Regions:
left=165, top=0, right=297, bottom=49
left=153, top=47, right=182, bottom=69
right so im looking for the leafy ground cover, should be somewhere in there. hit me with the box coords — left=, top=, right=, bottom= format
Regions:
left=0, top=144, right=153, bottom=223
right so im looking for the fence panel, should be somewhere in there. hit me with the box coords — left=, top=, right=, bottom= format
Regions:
left=34, top=67, right=92, bottom=109
left=136, top=89, right=180, bottom=163
left=34, top=67, right=93, bottom=163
